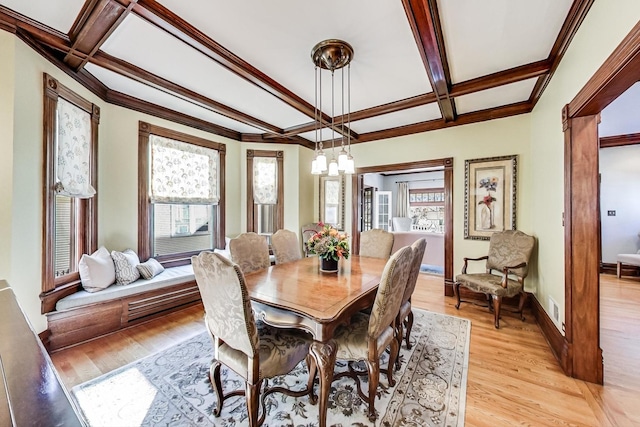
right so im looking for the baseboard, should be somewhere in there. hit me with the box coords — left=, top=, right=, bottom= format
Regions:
left=530, top=296, right=571, bottom=376
left=601, top=261, right=640, bottom=276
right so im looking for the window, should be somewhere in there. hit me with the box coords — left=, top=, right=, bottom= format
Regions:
left=138, top=122, right=225, bottom=264
left=409, top=188, right=445, bottom=233
left=41, top=73, right=99, bottom=300
left=246, top=150, right=283, bottom=239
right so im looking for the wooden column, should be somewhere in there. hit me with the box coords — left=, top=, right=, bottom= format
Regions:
left=563, top=107, right=603, bottom=384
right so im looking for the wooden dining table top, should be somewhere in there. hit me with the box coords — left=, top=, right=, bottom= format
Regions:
left=243, top=255, right=387, bottom=325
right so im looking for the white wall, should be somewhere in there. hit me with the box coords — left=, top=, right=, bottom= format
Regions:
left=0, top=32, right=15, bottom=283
left=529, top=1, right=640, bottom=330
left=600, top=145, right=640, bottom=262
left=382, top=170, right=444, bottom=217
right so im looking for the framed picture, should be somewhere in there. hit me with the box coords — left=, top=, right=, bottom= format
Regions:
left=464, top=155, right=517, bottom=240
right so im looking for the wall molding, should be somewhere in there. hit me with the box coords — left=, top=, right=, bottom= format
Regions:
left=599, top=132, right=640, bottom=148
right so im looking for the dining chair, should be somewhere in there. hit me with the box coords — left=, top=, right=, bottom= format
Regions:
left=454, top=230, right=535, bottom=328
left=301, top=223, right=323, bottom=256
left=229, top=232, right=271, bottom=274
left=331, top=245, right=413, bottom=422
left=271, top=229, right=302, bottom=264
left=396, top=238, right=427, bottom=352
left=191, top=251, right=316, bottom=426
left=359, top=228, right=394, bottom=259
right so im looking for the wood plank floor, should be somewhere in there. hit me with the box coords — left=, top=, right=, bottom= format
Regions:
left=50, top=273, right=640, bottom=426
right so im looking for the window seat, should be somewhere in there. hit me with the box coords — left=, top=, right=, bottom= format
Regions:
left=45, top=265, right=200, bottom=351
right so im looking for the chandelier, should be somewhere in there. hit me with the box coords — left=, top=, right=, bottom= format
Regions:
left=310, top=40, right=355, bottom=176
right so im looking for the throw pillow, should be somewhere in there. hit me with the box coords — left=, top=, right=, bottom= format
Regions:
left=137, top=258, right=165, bottom=280
left=111, top=249, right=141, bottom=285
left=79, top=247, right=116, bottom=293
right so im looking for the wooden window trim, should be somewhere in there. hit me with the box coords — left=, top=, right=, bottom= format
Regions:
left=246, top=150, right=284, bottom=233
left=40, top=73, right=99, bottom=313
left=138, top=121, right=226, bottom=264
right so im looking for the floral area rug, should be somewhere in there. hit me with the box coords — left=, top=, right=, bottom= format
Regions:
left=72, top=309, right=470, bottom=426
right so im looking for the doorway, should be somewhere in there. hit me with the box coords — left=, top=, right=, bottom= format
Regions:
left=563, top=22, right=640, bottom=383
left=351, top=157, right=454, bottom=293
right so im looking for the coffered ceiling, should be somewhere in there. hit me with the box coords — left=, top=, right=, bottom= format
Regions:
left=0, top=0, right=594, bottom=148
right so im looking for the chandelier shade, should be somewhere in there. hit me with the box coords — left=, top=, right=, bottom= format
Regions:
left=310, top=39, right=355, bottom=176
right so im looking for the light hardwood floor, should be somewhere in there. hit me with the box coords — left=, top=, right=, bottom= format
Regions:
left=50, top=273, right=640, bottom=426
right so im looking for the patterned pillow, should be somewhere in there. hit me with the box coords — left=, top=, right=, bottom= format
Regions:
left=79, top=246, right=116, bottom=292
left=137, top=258, right=165, bottom=280
left=111, top=249, right=141, bottom=285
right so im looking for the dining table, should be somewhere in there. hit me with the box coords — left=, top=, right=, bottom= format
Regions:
left=243, top=254, right=387, bottom=427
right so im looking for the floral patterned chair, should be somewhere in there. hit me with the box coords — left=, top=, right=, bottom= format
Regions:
left=191, top=252, right=316, bottom=426
left=454, top=230, right=535, bottom=328
left=229, top=232, right=271, bottom=274
left=359, top=228, right=394, bottom=259
left=271, top=229, right=301, bottom=264
left=397, top=238, right=427, bottom=352
left=331, top=245, right=412, bottom=422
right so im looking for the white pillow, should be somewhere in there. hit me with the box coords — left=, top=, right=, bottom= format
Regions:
left=137, top=258, right=165, bottom=280
left=111, top=249, right=141, bottom=285
left=79, top=247, right=116, bottom=293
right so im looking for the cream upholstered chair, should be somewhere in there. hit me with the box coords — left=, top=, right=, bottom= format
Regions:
left=359, top=228, right=394, bottom=259
left=454, top=230, right=535, bottom=329
left=191, top=252, right=316, bottom=426
left=331, top=245, right=412, bottom=422
left=301, top=223, right=323, bottom=256
left=397, top=238, right=427, bottom=351
left=229, top=232, right=271, bottom=274
left=271, top=229, right=302, bottom=264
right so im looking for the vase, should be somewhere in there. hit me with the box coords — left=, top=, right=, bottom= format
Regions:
left=320, top=257, right=339, bottom=273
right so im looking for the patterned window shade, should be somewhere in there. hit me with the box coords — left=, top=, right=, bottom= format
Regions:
left=253, top=157, right=277, bottom=204
left=150, top=134, right=219, bottom=204
left=56, top=97, right=96, bottom=198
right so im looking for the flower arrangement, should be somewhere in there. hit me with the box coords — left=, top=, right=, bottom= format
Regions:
left=306, top=222, right=350, bottom=261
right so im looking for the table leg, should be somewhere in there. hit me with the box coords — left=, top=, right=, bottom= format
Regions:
left=309, top=339, right=337, bottom=427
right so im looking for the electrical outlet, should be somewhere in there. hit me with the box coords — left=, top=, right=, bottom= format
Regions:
left=607, top=210, right=616, bottom=216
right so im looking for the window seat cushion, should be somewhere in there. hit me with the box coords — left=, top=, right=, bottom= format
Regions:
left=55, top=264, right=194, bottom=312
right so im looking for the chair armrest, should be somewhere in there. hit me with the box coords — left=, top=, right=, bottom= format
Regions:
left=499, top=262, right=528, bottom=288
left=461, top=255, right=488, bottom=274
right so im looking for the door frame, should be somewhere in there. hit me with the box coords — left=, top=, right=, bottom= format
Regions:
left=351, top=157, right=454, bottom=293
left=563, top=21, right=640, bottom=383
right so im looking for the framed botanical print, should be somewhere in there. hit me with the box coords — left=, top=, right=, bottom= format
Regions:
left=464, top=155, right=517, bottom=240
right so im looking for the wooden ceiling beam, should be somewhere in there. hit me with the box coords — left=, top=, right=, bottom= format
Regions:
left=402, top=0, right=456, bottom=121
left=241, top=133, right=315, bottom=149
left=356, top=101, right=532, bottom=143
left=451, top=60, right=551, bottom=97
left=65, top=0, right=137, bottom=70
left=529, top=0, right=594, bottom=107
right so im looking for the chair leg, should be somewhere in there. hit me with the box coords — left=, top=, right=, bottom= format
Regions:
left=405, top=310, right=414, bottom=350
left=305, top=354, right=318, bottom=405
left=454, top=282, right=461, bottom=309
left=388, top=338, right=399, bottom=388
left=209, top=361, right=224, bottom=416
left=365, top=359, right=380, bottom=422
left=245, top=380, right=262, bottom=427
left=617, top=261, right=622, bottom=278
left=492, top=295, right=502, bottom=329
left=518, top=292, right=528, bottom=321
left=394, top=317, right=403, bottom=371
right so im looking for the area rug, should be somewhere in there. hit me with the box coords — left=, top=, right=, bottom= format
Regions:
left=72, top=309, right=470, bottom=426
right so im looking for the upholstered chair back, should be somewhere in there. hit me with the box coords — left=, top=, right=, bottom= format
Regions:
left=272, top=229, right=301, bottom=264
left=229, top=232, right=270, bottom=274
left=486, top=230, right=535, bottom=278
left=359, top=229, right=394, bottom=259
left=301, top=223, right=323, bottom=256
left=368, top=245, right=412, bottom=339
left=402, top=238, right=427, bottom=304
left=191, top=252, right=257, bottom=358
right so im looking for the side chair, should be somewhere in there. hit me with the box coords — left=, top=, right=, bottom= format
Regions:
left=331, top=245, right=412, bottom=422
left=271, top=229, right=302, bottom=264
left=191, top=251, right=316, bottom=426
left=397, top=238, right=427, bottom=352
left=359, top=228, right=394, bottom=259
left=229, top=232, right=271, bottom=274
left=453, top=230, right=535, bottom=328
